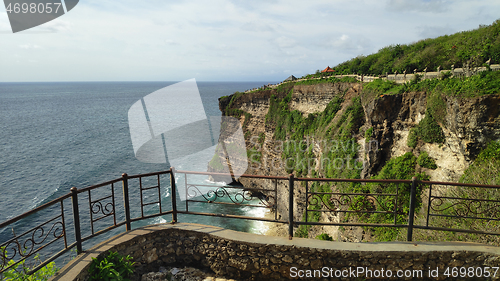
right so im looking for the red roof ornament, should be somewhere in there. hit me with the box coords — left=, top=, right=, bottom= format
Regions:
left=321, top=66, right=335, bottom=73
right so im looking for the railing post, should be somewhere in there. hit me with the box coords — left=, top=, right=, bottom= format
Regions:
left=288, top=173, right=294, bottom=240
left=70, top=187, right=82, bottom=254
left=407, top=176, right=417, bottom=241
left=122, top=173, right=131, bottom=231
left=170, top=167, right=177, bottom=223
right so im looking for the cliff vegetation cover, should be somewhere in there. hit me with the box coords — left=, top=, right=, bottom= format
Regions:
left=219, top=20, right=500, bottom=244
left=332, top=20, right=500, bottom=75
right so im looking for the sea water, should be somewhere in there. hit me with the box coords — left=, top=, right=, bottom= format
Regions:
left=0, top=81, right=274, bottom=262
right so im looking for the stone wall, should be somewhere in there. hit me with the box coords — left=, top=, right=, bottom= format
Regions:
left=53, top=223, right=500, bottom=281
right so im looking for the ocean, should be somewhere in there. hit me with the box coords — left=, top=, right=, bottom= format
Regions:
left=0, top=81, right=274, bottom=263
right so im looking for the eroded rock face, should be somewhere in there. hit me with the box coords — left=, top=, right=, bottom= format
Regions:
left=221, top=84, right=500, bottom=182
left=290, top=83, right=359, bottom=115
left=444, top=94, right=500, bottom=160
left=352, top=90, right=500, bottom=181
left=215, top=83, right=500, bottom=238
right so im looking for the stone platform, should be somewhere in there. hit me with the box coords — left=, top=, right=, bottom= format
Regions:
left=50, top=223, right=500, bottom=280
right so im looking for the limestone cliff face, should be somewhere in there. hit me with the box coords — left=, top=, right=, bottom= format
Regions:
left=363, top=92, right=500, bottom=182
left=215, top=82, right=500, bottom=240
left=290, top=83, right=355, bottom=114
left=220, top=84, right=500, bottom=181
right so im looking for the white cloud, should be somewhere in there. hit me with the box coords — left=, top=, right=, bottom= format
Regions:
left=417, top=25, right=456, bottom=39
left=0, top=0, right=499, bottom=81
left=19, top=44, right=42, bottom=49
left=35, top=19, right=72, bottom=32
left=386, top=0, right=451, bottom=13
left=165, top=40, right=179, bottom=46
left=273, top=36, right=297, bottom=49
left=240, top=21, right=275, bottom=33
left=322, top=34, right=372, bottom=55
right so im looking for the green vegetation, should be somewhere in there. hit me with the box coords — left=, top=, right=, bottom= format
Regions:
left=0, top=251, right=58, bottom=281
left=208, top=145, right=225, bottom=171
left=263, top=85, right=364, bottom=238
left=316, top=233, right=334, bottom=241
left=265, top=87, right=427, bottom=240
left=407, top=128, right=418, bottom=148
left=265, top=91, right=363, bottom=179
left=226, top=91, right=245, bottom=109
left=407, top=110, right=445, bottom=148
left=426, top=90, right=447, bottom=125
left=417, top=151, right=438, bottom=169
left=333, top=20, right=500, bottom=75
left=294, top=76, right=358, bottom=85
left=220, top=21, right=500, bottom=242
left=363, top=153, right=428, bottom=241
left=295, top=224, right=309, bottom=238
left=413, top=141, right=500, bottom=245
left=362, top=67, right=500, bottom=100
left=88, top=251, right=135, bottom=281
left=364, top=127, right=373, bottom=142
left=460, top=141, right=500, bottom=185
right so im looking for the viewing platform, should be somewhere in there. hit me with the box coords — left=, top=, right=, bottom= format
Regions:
left=1, top=169, right=500, bottom=280
left=52, top=222, right=500, bottom=280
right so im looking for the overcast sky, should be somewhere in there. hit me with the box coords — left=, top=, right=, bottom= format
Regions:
left=1, top=0, right=499, bottom=82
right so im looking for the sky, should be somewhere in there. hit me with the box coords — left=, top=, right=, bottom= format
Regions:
left=0, top=0, right=499, bottom=82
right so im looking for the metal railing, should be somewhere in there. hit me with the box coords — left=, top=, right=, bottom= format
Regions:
left=1, top=169, right=500, bottom=277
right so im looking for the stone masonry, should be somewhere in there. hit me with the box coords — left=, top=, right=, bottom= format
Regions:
left=52, top=223, right=500, bottom=281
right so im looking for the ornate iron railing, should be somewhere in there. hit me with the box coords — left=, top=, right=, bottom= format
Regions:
left=1, top=169, right=499, bottom=277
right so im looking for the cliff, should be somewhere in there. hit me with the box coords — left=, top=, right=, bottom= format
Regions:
left=212, top=79, right=500, bottom=241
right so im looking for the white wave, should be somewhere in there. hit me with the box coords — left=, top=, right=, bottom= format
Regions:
left=153, top=216, right=168, bottom=224
left=245, top=205, right=272, bottom=235
left=204, top=178, right=227, bottom=186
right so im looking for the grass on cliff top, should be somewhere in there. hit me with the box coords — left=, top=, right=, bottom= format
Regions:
left=363, top=69, right=500, bottom=98
left=294, top=76, right=358, bottom=85
left=332, top=20, right=500, bottom=75
left=364, top=70, right=499, bottom=147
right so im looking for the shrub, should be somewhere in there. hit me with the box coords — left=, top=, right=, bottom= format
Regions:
left=295, top=225, right=310, bottom=238
left=417, top=151, right=438, bottom=169
left=411, top=73, right=423, bottom=84
left=440, top=71, right=453, bottom=80
left=413, top=141, right=500, bottom=245
left=364, top=127, right=373, bottom=141
left=316, top=233, right=334, bottom=241
left=460, top=141, right=500, bottom=185
left=363, top=78, right=398, bottom=94
left=332, top=20, right=500, bottom=75
left=418, top=111, right=445, bottom=143
left=88, top=251, right=135, bottom=281
left=408, top=110, right=445, bottom=148
left=407, top=128, right=418, bottom=148
left=0, top=249, right=58, bottom=281
left=426, top=91, right=447, bottom=125
left=363, top=152, right=428, bottom=241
